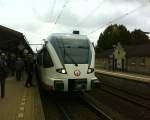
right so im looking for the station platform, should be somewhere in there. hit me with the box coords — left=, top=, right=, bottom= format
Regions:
left=0, top=73, right=45, bottom=120
left=95, top=69, right=150, bottom=84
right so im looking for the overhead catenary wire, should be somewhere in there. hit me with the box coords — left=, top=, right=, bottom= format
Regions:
left=49, top=0, right=56, bottom=22
left=75, top=0, right=105, bottom=28
left=88, top=0, right=150, bottom=35
left=50, top=0, right=70, bottom=33
left=54, top=0, right=70, bottom=25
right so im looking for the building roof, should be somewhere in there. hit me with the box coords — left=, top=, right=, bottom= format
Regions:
left=96, top=49, right=113, bottom=58
left=0, top=25, right=33, bottom=54
left=96, top=44, right=150, bottom=58
left=124, top=44, right=150, bottom=57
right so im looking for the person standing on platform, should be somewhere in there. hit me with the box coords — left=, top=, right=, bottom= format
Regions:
left=25, top=54, right=34, bottom=87
left=0, top=53, right=8, bottom=98
left=9, top=54, right=16, bottom=76
left=15, top=57, right=24, bottom=81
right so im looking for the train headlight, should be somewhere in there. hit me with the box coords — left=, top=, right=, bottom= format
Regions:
left=87, top=68, right=94, bottom=74
left=62, top=69, right=66, bottom=74
left=56, top=68, right=67, bottom=74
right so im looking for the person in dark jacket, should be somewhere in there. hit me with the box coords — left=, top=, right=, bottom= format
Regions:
left=9, top=54, right=16, bottom=76
left=0, top=53, right=8, bottom=98
left=25, top=54, right=34, bottom=87
left=15, top=57, right=24, bottom=81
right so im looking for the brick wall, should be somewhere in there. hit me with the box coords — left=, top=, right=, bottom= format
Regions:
left=95, top=58, right=109, bottom=69
left=127, top=57, right=150, bottom=74
left=96, top=57, right=150, bottom=75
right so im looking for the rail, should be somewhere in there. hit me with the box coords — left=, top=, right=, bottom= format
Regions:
left=80, top=91, right=113, bottom=120
left=100, top=84, right=150, bottom=109
left=56, top=102, right=72, bottom=120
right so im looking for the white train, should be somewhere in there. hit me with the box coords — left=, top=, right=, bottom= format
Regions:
left=37, top=31, right=98, bottom=92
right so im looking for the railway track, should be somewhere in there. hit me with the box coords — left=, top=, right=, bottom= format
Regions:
left=80, top=91, right=113, bottom=120
left=55, top=100, right=72, bottom=120
left=89, top=88, right=150, bottom=120
left=40, top=90, right=113, bottom=120
left=54, top=94, right=112, bottom=120
left=95, top=73, right=150, bottom=110
left=99, top=83, right=150, bottom=110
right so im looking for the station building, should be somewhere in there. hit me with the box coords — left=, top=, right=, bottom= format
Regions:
left=96, top=43, right=150, bottom=74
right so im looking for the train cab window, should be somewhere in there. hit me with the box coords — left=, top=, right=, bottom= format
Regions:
left=43, top=49, right=54, bottom=68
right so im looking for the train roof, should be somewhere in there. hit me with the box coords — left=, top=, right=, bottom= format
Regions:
left=48, top=33, right=89, bottom=41
left=37, top=33, right=90, bottom=53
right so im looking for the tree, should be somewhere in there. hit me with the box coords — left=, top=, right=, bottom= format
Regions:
left=131, top=29, right=149, bottom=45
left=97, top=24, right=131, bottom=50
left=97, top=24, right=150, bottom=51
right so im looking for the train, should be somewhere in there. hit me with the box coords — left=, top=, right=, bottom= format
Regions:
left=37, top=31, right=98, bottom=92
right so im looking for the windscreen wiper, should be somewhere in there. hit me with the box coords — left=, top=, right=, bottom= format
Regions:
left=59, top=40, right=78, bottom=67
left=78, top=46, right=89, bottom=49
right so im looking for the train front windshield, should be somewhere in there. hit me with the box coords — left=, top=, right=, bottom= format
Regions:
left=51, top=38, right=92, bottom=65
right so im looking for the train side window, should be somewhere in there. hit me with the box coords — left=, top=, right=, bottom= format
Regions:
left=37, top=54, right=43, bottom=65
left=43, top=49, right=54, bottom=68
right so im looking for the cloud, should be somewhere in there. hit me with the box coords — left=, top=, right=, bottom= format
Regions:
left=0, top=0, right=150, bottom=50
left=0, top=0, right=4, bottom=6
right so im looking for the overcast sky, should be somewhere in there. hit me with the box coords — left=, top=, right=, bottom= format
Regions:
left=0, top=0, right=150, bottom=51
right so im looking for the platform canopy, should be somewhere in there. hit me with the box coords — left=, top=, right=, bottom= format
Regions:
left=0, top=25, right=33, bottom=55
